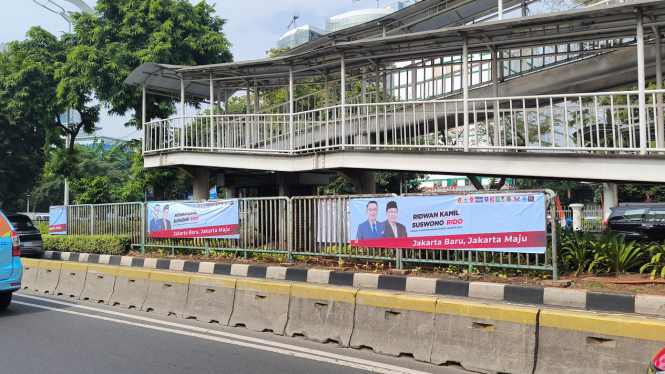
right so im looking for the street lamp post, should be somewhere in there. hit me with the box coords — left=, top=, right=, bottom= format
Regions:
left=26, top=194, right=31, bottom=214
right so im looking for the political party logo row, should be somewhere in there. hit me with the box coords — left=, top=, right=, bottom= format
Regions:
left=457, top=195, right=536, bottom=204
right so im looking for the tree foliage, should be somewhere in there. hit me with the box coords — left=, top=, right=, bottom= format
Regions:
left=0, top=28, right=64, bottom=211
left=65, top=0, right=233, bottom=128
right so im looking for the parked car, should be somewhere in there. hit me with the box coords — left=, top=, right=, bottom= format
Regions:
left=0, top=210, right=23, bottom=310
left=648, top=346, right=665, bottom=373
left=5, top=213, right=43, bottom=258
left=606, top=204, right=665, bottom=242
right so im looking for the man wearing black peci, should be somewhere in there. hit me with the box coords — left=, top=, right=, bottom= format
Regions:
left=382, top=201, right=408, bottom=238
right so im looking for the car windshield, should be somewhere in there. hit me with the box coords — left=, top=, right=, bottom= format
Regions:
left=9, top=216, right=36, bottom=231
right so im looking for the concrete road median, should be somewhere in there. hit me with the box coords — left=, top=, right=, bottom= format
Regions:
left=183, top=274, right=236, bottom=324
left=536, top=309, right=665, bottom=374
left=350, top=290, right=436, bottom=362
left=142, top=270, right=191, bottom=317
left=54, top=262, right=89, bottom=299
left=33, top=260, right=62, bottom=295
left=285, top=284, right=358, bottom=346
left=80, top=265, right=120, bottom=304
left=229, top=279, right=291, bottom=334
left=109, top=268, right=150, bottom=310
left=431, top=299, right=538, bottom=374
left=20, top=259, right=40, bottom=291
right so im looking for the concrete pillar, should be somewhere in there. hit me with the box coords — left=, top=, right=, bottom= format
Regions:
left=356, top=171, right=376, bottom=194
left=226, top=186, right=236, bottom=199
left=603, top=183, right=617, bottom=221
left=569, top=204, right=584, bottom=231
left=193, top=168, right=210, bottom=200
left=279, top=184, right=291, bottom=197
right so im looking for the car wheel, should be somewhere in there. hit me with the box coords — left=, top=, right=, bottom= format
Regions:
left=0, top=292, right=12, bottom=310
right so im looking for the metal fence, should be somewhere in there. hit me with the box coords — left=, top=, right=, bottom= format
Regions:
left=60, top=191, right=559, bottom=278
left=291, top=194, right=400, bottom=264
left=557, top=205, right=605, bottom=232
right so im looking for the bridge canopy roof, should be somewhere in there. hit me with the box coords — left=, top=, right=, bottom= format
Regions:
left=124, top=0, right=665, bottom=100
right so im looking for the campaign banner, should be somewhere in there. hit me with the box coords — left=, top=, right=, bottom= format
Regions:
left=49, top=206, right=67, bottom=235
left=350, top=193, right=547, bottom=253
left=147, top=200, right=239, bottom=239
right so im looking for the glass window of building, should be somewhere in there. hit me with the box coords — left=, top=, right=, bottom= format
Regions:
left=277, top=25, right=325, bottom=50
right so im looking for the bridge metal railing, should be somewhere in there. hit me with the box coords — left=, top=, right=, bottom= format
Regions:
left=59, top=191, right=558, bottom=278
left=144, top=89, right=665, bottom=156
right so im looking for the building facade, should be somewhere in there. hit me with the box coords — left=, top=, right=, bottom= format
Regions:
left=276, top=25, right=325, bottom=50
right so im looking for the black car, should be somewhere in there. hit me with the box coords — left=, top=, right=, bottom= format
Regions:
left=5, top=214, right=43, bottom=258
left=607, top=204, right=665, bottom=242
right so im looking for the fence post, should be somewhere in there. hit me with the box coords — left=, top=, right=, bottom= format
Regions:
left=114, top=204, right=119, bottom=235
left=550, top=202, right=558, bottom=281
left=205, top=238, right=210, bottom=258
left=141, top=202, right=146, bottom=255
left=397, top=248, right=403, bottom=270
left=90, top=205, right=95, bottom=235
left=287, top=197, right=293, bottom=263
left=337, top=197, right=343, bottom=267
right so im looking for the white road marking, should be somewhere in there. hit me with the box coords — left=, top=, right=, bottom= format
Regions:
left=13, top=295, right=432, bottom=374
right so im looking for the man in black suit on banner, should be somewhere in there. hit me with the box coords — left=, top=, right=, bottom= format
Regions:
left=382, top=201, right=408, bottom=238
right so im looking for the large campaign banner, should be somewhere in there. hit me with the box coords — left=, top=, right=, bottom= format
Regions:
left=147, top=200, right=239, bottom=239
left=49, top=206, right=67, bottom=235
left=350, top=193, right=547, bottom=254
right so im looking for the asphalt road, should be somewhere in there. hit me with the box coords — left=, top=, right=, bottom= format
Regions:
left=0, top=291, right=467, bottom=374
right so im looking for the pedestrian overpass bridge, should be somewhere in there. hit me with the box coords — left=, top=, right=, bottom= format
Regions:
left=126, top=0, right=665, bottom=197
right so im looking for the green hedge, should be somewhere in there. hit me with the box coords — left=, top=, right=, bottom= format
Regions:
left=43, top=235, right=131, bottom=255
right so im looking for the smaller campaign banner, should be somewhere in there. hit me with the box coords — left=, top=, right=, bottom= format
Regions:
left=49, top=206, right=67, bottom=235
left=147, top=200, right=239, bottom=239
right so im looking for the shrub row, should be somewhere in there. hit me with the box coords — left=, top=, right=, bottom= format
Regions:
left=43, top=235, right=131, bottom=255
left=556, top=229, right=665, bottom=278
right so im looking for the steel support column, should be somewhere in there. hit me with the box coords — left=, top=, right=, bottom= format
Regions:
left=654, top=25, right=664, bottom=150
left=254, top=81, right=260, bottom=114
left=325, top=71, right=330, bottom=148
left=498, top=0, right=503, bottom=20
left=462, top=34, right=470, bottom=152
left=491, top=47, right=500, bottom=147
left=210, top=73, right=214, bottom=149
left=180, top=75, right=185, bottom=149
left=341, top=53, right=346, bottom=149
left=637, top=9, right=648, bottom=155
left=142, top=84, right=146, bottom=153
left=246, top=80, right=251, bottom=149
left=289, top=64, right=295, bottom=153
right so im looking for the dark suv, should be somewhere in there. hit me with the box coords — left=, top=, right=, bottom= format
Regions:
left=607, top=204, right=665, bottom=242
left=5, top=214, right=43, bottom=258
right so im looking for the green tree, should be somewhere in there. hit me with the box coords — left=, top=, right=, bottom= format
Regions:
left=0, top=28, right=65, bottom=211
left=64, top=0, right=233, bottom=129
left=517, top=179, right=599, bottom=207
left=57, top=0, right=235, bottom=200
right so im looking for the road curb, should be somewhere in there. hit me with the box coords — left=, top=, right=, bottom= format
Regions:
left=40, top=250, right=661, bottom=316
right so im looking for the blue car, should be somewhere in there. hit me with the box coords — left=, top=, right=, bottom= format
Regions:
left=0, top=211, right=23, bottom=310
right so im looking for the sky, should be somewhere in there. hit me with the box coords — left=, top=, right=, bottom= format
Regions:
left=0, top=0, right=390, bottom=140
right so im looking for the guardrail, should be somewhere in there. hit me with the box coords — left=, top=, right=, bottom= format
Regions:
left=58, top=191, right=564, bottom=277
left=144, top=89, right=665, bottom=156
